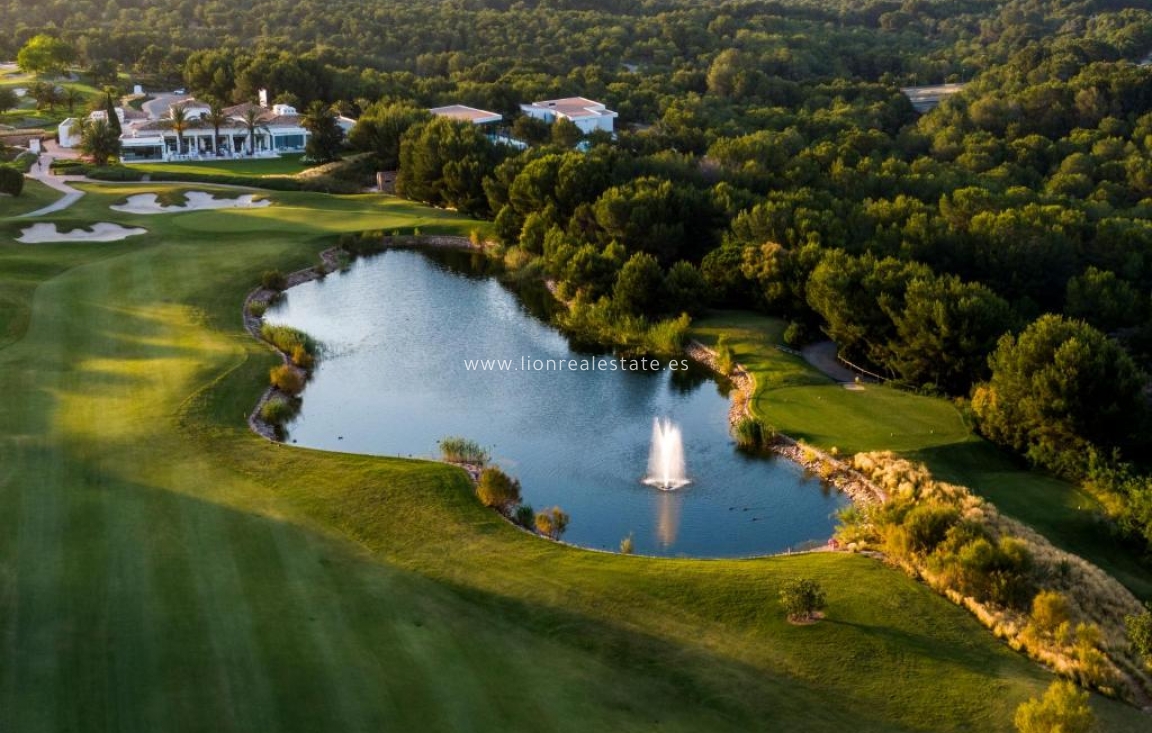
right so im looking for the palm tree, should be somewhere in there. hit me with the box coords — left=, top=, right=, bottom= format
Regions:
left=205, top=100, right=228, bottom=156
left=62, top=87, right=83, bottom=113
left=167, top=105, right=189, bottom=157
left=302, top=100, right=344, bottom=163
left=79, top=117, right=121, bottom=166
left=241, top=107, right=269, bottom=155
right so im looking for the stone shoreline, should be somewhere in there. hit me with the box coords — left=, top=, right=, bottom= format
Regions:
left=683, top=340, right=887, bottom=507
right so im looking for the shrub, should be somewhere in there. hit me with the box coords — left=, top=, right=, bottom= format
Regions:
left=83, top=165, right=146, bottom=181
left=620, top=533, right=635, bottom=554
left=1073, top=623, right=1116, bottom=689
left=0, top=164, right=23, bottom=196
left=535, top=506, right=570, bottom=540
left=290, top=344, right=314, bottom=369
left=260, top=323, right=316, bottom=358
left=898, top=503, right=960, bottom=556
left=783, top=320, right=811, bottom=347
left=779, top=578, right=827, bottom=622
left=262, top=270, right=287, bottom=291
left=1126, top=602, right=1152, bottom=665
left=247, top=299, right=268, bottom=318
left=643, top=313, right=691, bottom=354
left=476, top=467, right=522, bottom=515
left=734, top=416, right=776, bottom=451
left=259, top=395, right=296, bottom=425
left=514, top=504, right=535, bottom=529
left=270, top=364, right=306, bottom=396
left=438, top=436, right=489, bottom=465
left=1014, top=680, right=1094, bottom=733
left=1027, top=590, right=1072, bottom=640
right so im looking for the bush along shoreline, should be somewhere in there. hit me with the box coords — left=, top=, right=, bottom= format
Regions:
left=435, top=441, right=571, bottom=544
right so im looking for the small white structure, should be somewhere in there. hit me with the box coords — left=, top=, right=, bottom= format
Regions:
left=58, top=117, right=82, bottom=147
left=429, top=104, right=503, bottom=125
left=519, top=97, right=617, bottom=134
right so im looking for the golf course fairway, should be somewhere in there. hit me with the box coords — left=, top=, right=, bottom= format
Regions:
left=1, top=184, right=1146, bottom=732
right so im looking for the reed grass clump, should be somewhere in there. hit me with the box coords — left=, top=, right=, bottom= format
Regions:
left=438, top=436, right=490, bottom=465
left=733, top=416, right=777, bottom=451
left=261, top=270, right=287, bottom=291
left=261, top=323, right=317, bottom=360
left=270, top=364, right=306, bottom=396
left=715, top=334, right=734, bottom=375
left=259, top=395, right=297, bottom=425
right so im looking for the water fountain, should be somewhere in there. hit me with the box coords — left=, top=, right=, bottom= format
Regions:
left=643, top=417, right=690, bottom=490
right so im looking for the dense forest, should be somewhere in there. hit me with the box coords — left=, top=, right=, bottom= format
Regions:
left=8, top=0, right=1152, bottom=551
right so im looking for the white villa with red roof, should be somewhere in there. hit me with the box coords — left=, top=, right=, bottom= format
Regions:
left=519, top=97, right=617, bottom=134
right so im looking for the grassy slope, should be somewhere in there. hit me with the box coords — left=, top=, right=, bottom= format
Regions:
left=691, top=312, right=1152, bottom=600
left=0, top=179, right=63, bottom=219
left=131, top=155, right=309, bottom=177
left=0, top=188, right=1145, bottom=732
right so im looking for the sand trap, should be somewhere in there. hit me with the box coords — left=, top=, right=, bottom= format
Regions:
left=111, top=191, right=271, bottom=214
left=841, top=383, right=866, bottom=391
left=17, top=222, right=148, bottom=243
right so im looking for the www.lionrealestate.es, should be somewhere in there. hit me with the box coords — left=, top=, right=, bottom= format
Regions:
left=464, top=356, right=691, bottom=372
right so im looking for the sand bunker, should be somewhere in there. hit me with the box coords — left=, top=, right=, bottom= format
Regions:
left=17, top=222, right=148, bottom=243
left=111, top=191, right=271, bottom=214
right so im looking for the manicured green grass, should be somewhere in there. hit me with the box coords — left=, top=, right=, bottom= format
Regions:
left=132, top=155, right=310, bottom=177
left=692, top=311, right=1152, bottom=599
left=0, top=188, right=1147, bottom=731
left=0, top=178, right=64, bottom=219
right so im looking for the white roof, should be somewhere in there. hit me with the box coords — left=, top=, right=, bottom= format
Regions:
left=522, top=97, right=616, bottom=120
left=430, top=105, right=502, bottom=124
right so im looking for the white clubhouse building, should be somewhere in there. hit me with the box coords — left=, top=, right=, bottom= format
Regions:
left=519, top=97, right=617, bottom=134
left=59, top=94, right=314, bottom=163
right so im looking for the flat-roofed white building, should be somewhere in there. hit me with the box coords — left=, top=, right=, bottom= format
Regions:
left=519, top=97, right=617, bottom=134
left=429, top=104, right=503, bottom=125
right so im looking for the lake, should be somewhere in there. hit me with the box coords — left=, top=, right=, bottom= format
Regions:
left=264, top=248, right=847, bottom=557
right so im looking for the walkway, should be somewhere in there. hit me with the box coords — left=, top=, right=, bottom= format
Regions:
left=801, top=340, right=860, bottom=383
left=19, top=141, right=86, bottom=218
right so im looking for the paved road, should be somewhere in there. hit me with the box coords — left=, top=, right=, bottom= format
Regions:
left=801, top=340, right=860, bottom=383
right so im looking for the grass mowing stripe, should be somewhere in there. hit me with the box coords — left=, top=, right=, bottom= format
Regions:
left=105, top=471, right=166, bottom=733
